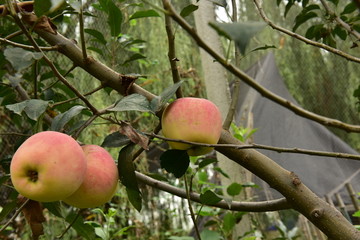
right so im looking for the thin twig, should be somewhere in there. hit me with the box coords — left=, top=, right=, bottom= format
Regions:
left=6, top=4, right=99, bottom=115
left=184, top=175, right=201, bottom=240
left=253, top=0, right=360, bottom=63
left=78, top=0, right=88, bottom=61
left=0, top=37, right=59, bottom=51
left=135, top=171, right=291, bottom=211
left=163, top=0, right=183, bottom=98
left=56, top=209, right=81, bottom=239
left=0, top=198, right=30, bottom=234
left=147, top=133, right=360, bottom=161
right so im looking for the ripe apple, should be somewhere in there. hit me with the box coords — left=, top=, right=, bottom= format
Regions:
left=10, top=131, right=87, bottom=202
left=161, top=97, right=223, bottom=156
left=63, top=145, right=119, bottom=208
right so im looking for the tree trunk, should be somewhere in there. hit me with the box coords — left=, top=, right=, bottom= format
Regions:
left=193, top=1, right=253, bottom=237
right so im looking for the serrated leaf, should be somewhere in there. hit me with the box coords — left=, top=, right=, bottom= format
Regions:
left=180, top=4, right=198, bottom=17
left=6, top=99, right=49, bottom=120
left=118, top=144, right=142, bottom=211
left=50, top=105, right=86, bottom=131
left=160, top=149, right=189, bottom=178
left=65, top=211, right=96, bottom=240
left=129, top=10, right=160, bottom=20
left=108, top=94, right=152, bottom=113
left=226, top=182, right=242, bottom=196
left=200, top=190, right=222, bottom=205
left=122, top=53, right=146, bottom=65
left=209, top=22, right=266, bottom=55
left=4, top=48, right=43, bottom=72
left=85, top=29, right=107, bottom=45
left=150, top=81, right=184, bottom=112
left=101, top=131, right=131, bottom=148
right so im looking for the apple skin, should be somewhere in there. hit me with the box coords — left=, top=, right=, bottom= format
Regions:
left=10, top=131, right=87, bottom=202
left=63, top=145, right=119, bottom=208
left=161, top=97, right=223, bottom=156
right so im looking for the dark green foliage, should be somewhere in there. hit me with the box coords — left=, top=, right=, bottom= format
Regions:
left=160, top=149, right=190, bottom=178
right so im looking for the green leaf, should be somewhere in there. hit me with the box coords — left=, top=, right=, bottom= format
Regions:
left=108, top=94, right=152, bottom=113
left=99, top=0, right=122, bottom=37
left=333, top=25, right=347, bottom=40
left=6, top=99, right=49, bottom=120
left=34, top=0, right=65, bottom=16
left=122, top=53, right=147, bottom=65
left=200, top=190, right=222, bottom=205
left=293, top=12, right=318, bottom=32
left=42, top=201, right=63, bottom=218
left=209, top=0, right=227, bottom=7
left=209, top=22, right=266, bottom=55
left=0, top=191, right=18, bottom=222
left=353, top=211, right=360, bottom=217
left=150, top=81, right=184, bottom=112
left=160, top=149, right=189, bottom=178
left=226, top=182, right=242, bottom=196
left=118, top=144, right=142, bottom=211
left=65, top=211, right=97, bottom=240
left=223, top=212, right=236, bottom=233
left=85, top=29, right=107, bottom=45
left=129, top=10, right=160, bottom=20
left=4, top=47, right=43, bottom=72
left=50, top=105, right=86, bottom=131
left=198, top=158, right=217, bottom=169
left=168, top=237, right=195, bottom=240
left=248, top=44, right=277, bottom=53
left=200, top=229, right=222, bottom=240
left=180, top=4, right=199, bottom=18
left=327, top=0, right=339, bottom=6
left=341, top=2, right=357, bottom=15
left=101, top=131, right=131, bottom=148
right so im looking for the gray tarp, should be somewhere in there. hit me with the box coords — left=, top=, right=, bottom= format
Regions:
left=236, top=53, right=360, bottom=203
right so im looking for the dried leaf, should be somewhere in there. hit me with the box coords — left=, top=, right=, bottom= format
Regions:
left=19, top=196, right=46, bottom=240
left=119, top=121, right=149, bottom=150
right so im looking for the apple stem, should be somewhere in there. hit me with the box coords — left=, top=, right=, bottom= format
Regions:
left=27, top=170, right=38, bottom=182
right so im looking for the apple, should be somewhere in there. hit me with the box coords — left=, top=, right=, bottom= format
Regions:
left=63, top=145, right=119, bottom=208
left=161, top=97, right=223, bottom=156
left=10, top=131, right=87, bottom=202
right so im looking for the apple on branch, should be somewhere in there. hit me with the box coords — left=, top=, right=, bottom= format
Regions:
left=63, top=145, right=119, bottom=208
left=10, top=131, right=87, bottom=202
left=161, top=97, right=223, bottom=156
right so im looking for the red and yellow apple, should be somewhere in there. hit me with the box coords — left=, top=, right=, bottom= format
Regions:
left=161, top=97, right=223, bottom=156
left=63, top=145, right=119, bottom=208
left=10, top=131, right=87, bottom=202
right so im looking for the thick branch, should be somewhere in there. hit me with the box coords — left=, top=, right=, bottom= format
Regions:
left=216, top=130, right=360, bottom=240
left=135, top=171, right=290, bottom=212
